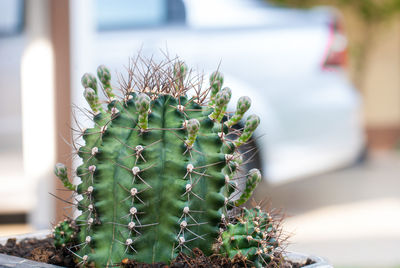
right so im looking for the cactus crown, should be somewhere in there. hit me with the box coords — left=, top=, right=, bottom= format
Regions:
left=54, top=57, right=264, bottom=267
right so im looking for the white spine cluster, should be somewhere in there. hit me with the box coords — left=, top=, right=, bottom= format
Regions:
left=131, top=166, right=140, bottom=176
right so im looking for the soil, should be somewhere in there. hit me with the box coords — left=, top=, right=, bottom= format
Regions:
left=0, top=237, right=315, bottom=267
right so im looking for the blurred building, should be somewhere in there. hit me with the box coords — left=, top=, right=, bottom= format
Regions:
left=343, top=10, right=400, bottom=150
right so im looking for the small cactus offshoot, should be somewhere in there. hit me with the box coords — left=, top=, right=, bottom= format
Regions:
left=218, top=207, right=280, bottom=268
left=52, top=219, right=78, bottom=248
left=54, top=56, right=264, bottom=267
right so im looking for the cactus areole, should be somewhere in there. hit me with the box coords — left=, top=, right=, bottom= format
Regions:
left=54, top=58, right=263, bottom=267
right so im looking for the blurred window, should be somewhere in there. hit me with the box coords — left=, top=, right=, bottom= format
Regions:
left=0, top=0, right=25, bottom=217
left=0, top=0, right=24, bottom=36
left=96, top=0, right=186, bottom=31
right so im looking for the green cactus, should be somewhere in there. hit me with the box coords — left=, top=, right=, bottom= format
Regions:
left=52, top=219, right=78, bottom=248
left=234, top=114, right=260, bottom=147
left=209, top=71, right=224, bottom=106
left=81, top=73, right=98, bottom=93
left=54, top=163, right=74, bottom=191
left=173, top=61, right=187, bottom=91
left=218, top=207, right=280, bottom=268
left=234, top=168, right=262, bottom=206
left=97, top=65, right=115, bottom=99
left=225, top=96, right=251, bottom=128
left=209, top=87, right=232, bottom=122
left=54, top=58, right=262, bottom=267
left=83, top=88, right=102, bottom=114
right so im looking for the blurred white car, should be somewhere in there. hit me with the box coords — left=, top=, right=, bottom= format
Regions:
left=91, top=0, right=365, bottom=183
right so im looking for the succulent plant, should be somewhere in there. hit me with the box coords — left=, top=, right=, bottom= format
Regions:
left=54, top=57, right=262, bottom=267
left=52, top=218, right=78, bottom=248
left=218, top=207, right=280, bottom=268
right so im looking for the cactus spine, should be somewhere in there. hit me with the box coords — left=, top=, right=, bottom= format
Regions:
left=54, top=57, right=262, bottom=267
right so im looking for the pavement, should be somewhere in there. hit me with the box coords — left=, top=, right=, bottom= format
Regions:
left=254, top=151, right=400, bottom=268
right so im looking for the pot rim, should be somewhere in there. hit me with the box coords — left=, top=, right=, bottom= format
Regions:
left=283, top=251, right=333, bottom=268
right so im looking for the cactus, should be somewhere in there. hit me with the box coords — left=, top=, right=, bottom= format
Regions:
left=54, top=57, right=262, bottom=267
left=234, top=168, right=262, bottom=206
left=209, top=71, right=224, bottom=106
left=218, top=207, right=280, bottom=268
left=52, top=219, right=78, bottom=248
left=225, top=96, right=251, bottom=128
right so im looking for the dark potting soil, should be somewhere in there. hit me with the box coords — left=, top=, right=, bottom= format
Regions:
left=0, top=237, right=315, bottom=267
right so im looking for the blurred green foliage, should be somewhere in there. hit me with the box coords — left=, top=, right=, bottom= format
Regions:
left=268, top=0, right=400, bottom=21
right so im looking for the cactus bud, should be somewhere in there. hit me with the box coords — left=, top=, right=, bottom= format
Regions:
left=135, top=93, right=151, bottom=130
left=225, top=96, right=251, bottom=127
left=54, top=163, right=74, bottom=190
left=173, top=61, right=187, bottom=92
left=135, top=93, right=150, bottom=112
left=81, top=73, right=97, bottom=92
left=226, top=152, right=243, bottom=172
left=173, top=61, right=187, bottom=80
left=236, top=96, right=251, bottom=115
left=97, top=65, right=115, bottom=99
left=185, top=118, right=200, bottom=148
left=186, top=118, right=200, bottom=135
left=54, top=162, right=67, bottom=177
left=234, top=114, right=260, bottom=147
left=84, top=87, right=102, bottom=114
left=215, top=87, right=232, bottom=106
left=235, top=168, right=261, bottom=206
left=97, top=65, right=111, bottom=85
left=209, top=71, right=224, bottom=105
left=209, top=87, right=232, bottom=121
